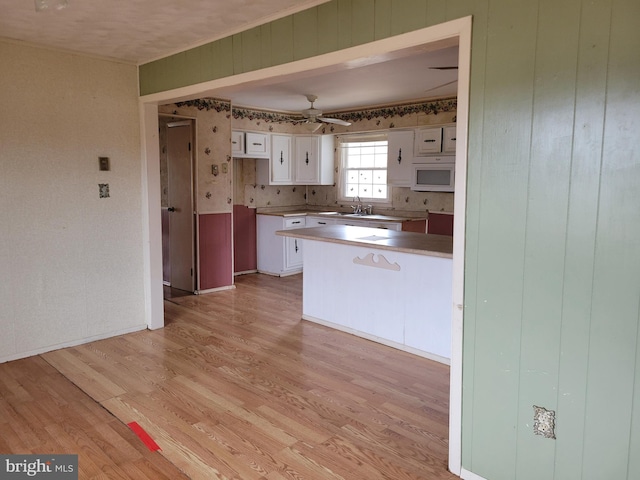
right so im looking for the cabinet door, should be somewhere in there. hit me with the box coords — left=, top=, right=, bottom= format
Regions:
left=231, top=131, right=244, bottom=155
left=270, top=134, right=292, bottom=184
left=285, top=237, right=303, bottom=269
left=414, top=127, right=443, bottom=155
left=294, top=136, right=319, bottom=184
left=245, top=132, right=269, bottom=158
left=443, top=125, right=457, bottom=153
left=387, top=130, right=415, bottom=186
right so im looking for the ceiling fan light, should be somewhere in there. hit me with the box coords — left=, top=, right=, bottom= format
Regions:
left=303, top=122, right=322, bottom=133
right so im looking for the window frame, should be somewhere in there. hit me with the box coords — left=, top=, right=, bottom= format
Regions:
left=337, top=133, right=392, bottom=205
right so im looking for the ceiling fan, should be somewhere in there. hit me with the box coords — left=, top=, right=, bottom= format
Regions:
left=294, top=94, right=351, bottom=128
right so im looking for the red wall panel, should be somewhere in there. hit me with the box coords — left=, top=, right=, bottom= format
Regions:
left=233, top=205, right=257, bottom=273
left=198, top=213, right=233, bottom=290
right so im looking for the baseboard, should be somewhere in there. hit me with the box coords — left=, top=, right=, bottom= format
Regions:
left=162, top=280, right=171, bottom=286
left=0, top=324, right=148, bottom=364
left=301, top=314, right=450, bottom=365
left=461, top=467, right=488, bottom=480
left=234, top=269, right=258, bottom=276
left=196, top=285, right=236, bottom=295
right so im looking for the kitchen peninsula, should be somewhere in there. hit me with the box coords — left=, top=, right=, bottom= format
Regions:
left=277, top=225, right=453, bottom=363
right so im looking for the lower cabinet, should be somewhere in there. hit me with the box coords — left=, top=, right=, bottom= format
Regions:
left=257, top=214, right=305, bottom=276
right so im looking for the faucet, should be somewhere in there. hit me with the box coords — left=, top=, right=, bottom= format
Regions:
left=352, top=196, right=363, bottom=215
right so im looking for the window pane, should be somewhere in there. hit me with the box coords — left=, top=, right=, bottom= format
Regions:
left=341, top=138, right=389, bottom=201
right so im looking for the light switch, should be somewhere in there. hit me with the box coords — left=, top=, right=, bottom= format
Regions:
left=221, top=163, right=228, bottom=174
left=99, top=157, right=110, bottom=171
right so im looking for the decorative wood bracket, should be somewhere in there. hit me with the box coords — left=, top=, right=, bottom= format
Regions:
left=353, top=253, right=400, bottom=271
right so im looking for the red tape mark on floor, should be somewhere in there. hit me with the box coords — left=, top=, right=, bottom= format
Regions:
left=127, top=421, right=161, bottom=451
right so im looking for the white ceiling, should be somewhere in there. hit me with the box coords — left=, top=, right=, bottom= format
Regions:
left=0, top=0, right=459, bottom=112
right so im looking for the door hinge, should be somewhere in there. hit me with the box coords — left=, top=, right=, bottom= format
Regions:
left=190, top=268, right=193, bottom=277
left=188, top=142, right=192, bottom=151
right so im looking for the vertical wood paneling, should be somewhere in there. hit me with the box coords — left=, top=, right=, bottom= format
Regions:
left=460, top=0, right=489, bottom=468
left=336, top=0, right=353, bottom=50
left=210, top=37, right=235, bottom=80
left=316, top=2, right=338, bottom=54
left=390, top=0, right=427, bottom=36
left=270, top=16, right=294, bottom=66
left=515, top=1, right=581, bottom=478
left=350, top=0, right=375, bottom=45
left=260, top=24, right=272, bottom=69
left=554, top=1, right=612, bottom=478
left=426, top=0, right=447, bottom=26
left=293, top=8, right=318, bottom=60
left=469, top=0, right=537, bottom=477
left=582, top=0, right=640, bottom=477
left=232, top=33, right=243, bottom=74
left=317, top=1, right=338, bottom=54
left=241, top=26, right=263, bottom=73
left=373, top=0, right=391, bottom=40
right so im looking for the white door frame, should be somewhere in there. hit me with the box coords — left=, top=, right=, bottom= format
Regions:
left=139, top=16, right=472, bottom=476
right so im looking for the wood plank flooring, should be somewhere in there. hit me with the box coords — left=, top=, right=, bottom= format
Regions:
left=14, top=273, right=454, bottom=479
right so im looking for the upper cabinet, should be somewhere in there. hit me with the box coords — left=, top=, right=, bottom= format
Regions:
left=231, top=131, right=270, bottom=158
left=414, top=127, right=443, bottom=155
left=387, top=130, right=415, bottom=187
left=443, top=125, right=457, bottom=154
left=256, top=134, right=335, bottom=186
left=269, top=134, right=293, bottom=184
left=414, top=125, right=456, bottom=156
left=293, top=135, right=334, bottom=185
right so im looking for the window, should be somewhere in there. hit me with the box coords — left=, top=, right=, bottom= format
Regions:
left=339, top=134, right=389, bottom=202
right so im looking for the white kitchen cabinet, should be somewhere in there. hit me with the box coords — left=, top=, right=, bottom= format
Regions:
left=269, top=134, right=293, bottom=184
left=387, top=130, right=415, bottom=186
left=232, top=131, right=270, bottom=158
left=334, top=217, right=402, bottom=230
left=257, top=214, right=305, bottom=276
left=231, top=131, right=244, bottom=156
left=443, top=125, right=457, bottom=153
left=414, top=127, right=443, bottom=155
left=293, top=135, right=334, bottom=185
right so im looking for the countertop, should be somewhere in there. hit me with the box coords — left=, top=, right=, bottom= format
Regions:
left=257, top=210, right=426, bottom=223
left=277, top=225, right=453, bottom=258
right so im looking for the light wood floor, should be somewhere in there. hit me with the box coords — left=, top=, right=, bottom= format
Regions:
left=11, top=273, right=454, bottom=479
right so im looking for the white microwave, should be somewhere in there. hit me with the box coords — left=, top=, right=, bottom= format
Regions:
left=411, top=156, right=455, bottom=192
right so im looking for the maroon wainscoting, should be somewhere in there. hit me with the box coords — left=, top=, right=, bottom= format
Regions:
left=198, top=213, right=233, bottom=290
left=401, top=219, right=427, bottom=233
left=427, top=212, right=454, bottom=236
left=233, top=205, right=257, bottom=273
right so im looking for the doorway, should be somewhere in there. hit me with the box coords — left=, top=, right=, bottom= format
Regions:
left=141, top=16, right=471, bottom=476
left=160, top=117, right=196, bottom=295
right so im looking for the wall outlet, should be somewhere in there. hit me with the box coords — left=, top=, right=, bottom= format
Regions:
left=533, top=405, right=556, bottom=439
left=99, top=156, right=110, bottom=171
left=211, top=164, right=219, bottom=176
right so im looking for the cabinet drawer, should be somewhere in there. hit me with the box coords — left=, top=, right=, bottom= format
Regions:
left=284, top=217, right=306, bottom=228
left=245, top=132, right=269, bottom=157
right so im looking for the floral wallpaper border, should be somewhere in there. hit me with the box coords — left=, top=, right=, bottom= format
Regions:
left=175, top=98, right=231, bottom=113
left=175, top=97, right=456, bottom=125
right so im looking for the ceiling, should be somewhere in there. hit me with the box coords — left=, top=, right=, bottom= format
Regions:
left=0, top=0, right=459, bottom=113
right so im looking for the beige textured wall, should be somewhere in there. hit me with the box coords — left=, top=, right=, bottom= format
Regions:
left=0, top=40, right=145, bottom=361
left=159, top=103, right=232, bottom=213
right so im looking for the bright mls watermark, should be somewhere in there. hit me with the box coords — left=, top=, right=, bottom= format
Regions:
left=1, top=455, right=77, bottom=479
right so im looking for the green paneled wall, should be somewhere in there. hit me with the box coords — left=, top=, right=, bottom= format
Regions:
left=139, top=1, right=640, bottom=479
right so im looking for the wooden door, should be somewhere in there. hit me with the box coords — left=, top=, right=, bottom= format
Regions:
left=167, top=121, right=195, bottom=292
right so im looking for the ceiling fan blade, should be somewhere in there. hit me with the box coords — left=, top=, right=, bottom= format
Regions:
left=429, top=66, right=459, bottom=70
left=318, top=116, right=351, bottom=126
left=423, top=79, right=458, bottom=94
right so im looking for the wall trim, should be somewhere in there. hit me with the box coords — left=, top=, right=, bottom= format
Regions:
left=461, top=468, right=488, bottom=480
left=302, top=314, right=450, bottom=365
left=196, top=285, right=236, bottom=295
left=0, top=325, right=147, bottom=365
